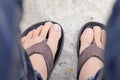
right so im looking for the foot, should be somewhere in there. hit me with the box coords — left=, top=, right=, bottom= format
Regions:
left=21, top=22, right=61, bottom=80
left=79, top=26, right=106, bottom=80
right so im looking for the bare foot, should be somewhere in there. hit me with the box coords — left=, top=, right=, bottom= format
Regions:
left=79, top=26, right=106, bottom=80
left=21, top=22, right=61, bottom=80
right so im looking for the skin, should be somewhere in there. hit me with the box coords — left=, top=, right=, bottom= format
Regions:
left=79, top=26, right=106, bottom=80
left=22, top=22, right=61, bottom=80
left=21, top=23, right=106, bottom=80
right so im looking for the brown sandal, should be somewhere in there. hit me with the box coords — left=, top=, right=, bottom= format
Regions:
left=77, top=22, right=106, bottom=80
left=22, top=21, right=64, bottom=80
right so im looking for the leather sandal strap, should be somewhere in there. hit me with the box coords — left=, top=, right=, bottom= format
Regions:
left=26, top=40, right=53, bottom=79
left=78, top=42, right=104, bottom=77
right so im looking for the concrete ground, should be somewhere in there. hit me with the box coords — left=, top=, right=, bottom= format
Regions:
left=20, top=0, right=115, bottom=80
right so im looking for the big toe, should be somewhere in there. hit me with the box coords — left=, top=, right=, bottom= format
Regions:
left=47, top=24, right=61, bottom=58
left=80, top=28, right=93, bottom=54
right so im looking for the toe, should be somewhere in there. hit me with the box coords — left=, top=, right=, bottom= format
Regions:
left=26, top=30, right=34, bottom=40
left=22, top=30, right=34, bottom=49
left=21, top=36, right=26, bottom=44
left=101, top=30, right=106, bottom=48
left=80, top=28, right=93, bottom=53
left=48, top=24, right=61, bottom=42
left=93, top=26, right=102, bottom=44
left=93, top=26, right=102, bottom=48
left=47, top=24, right=61, bottom=58
left=40, top=22, right=53, bottom=40
left=81, top=28, right=93, bottom=45
left=33, top=26, right=43, bottom=38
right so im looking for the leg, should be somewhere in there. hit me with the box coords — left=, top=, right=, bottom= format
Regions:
left=79, top=26, right=106, bottom=80
left=22, top=22, right=62, bottom=80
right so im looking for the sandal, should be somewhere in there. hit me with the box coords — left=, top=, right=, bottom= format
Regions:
left=22, top=21, right=64, bottom=80
left=77, top=22, right=106, bottom=80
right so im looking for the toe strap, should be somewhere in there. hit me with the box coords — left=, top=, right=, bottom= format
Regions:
left=26, top=40, right=53, bottom=79
left=77, top=43, right=104, bottom=79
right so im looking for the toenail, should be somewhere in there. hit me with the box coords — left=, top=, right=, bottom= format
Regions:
left=85, top=28, right=92, bottom=33
left=45, top=22, right=52, bottom=25
left=52, top=24, right=61, bottom=31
